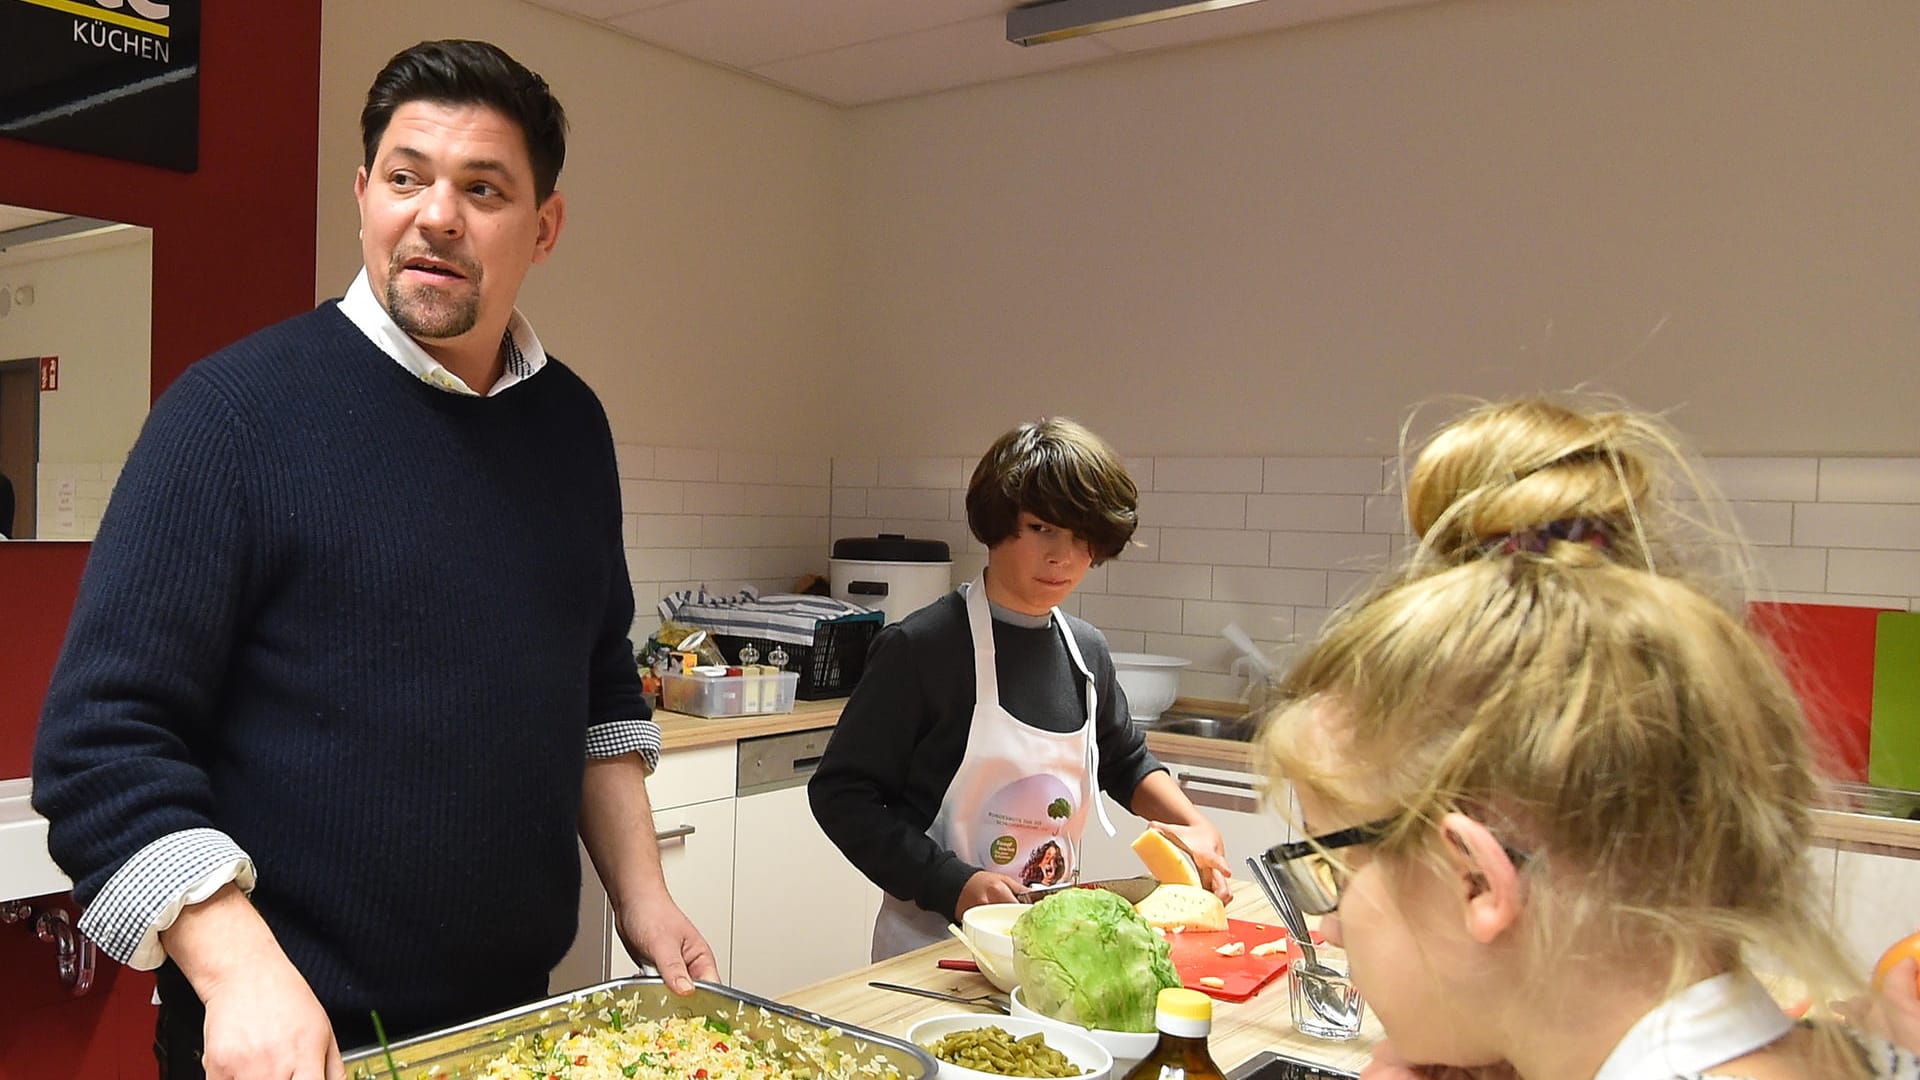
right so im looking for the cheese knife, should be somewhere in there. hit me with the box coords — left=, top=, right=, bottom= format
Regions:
left=1018, top=875, right=1160, bottom=905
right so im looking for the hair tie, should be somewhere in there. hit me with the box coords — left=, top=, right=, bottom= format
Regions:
left=1489, top=517, right=1611, bottom=555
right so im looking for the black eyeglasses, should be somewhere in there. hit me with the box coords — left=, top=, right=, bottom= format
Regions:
left=1256, top=817, right=1397, bottom=916
left=1258, top=816, right=1531, bottom=916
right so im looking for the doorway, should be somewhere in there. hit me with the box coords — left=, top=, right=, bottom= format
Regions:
left=0, top=357, right=42, bottom=539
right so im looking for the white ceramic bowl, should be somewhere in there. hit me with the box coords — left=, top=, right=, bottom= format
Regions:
left=907, top=1013, right=1113, bottom=1080
left=960, top=903, right=1024, bottom=993
left=1112, top=652, right=1191, bottom=723
left=1009, top=986, right=1160, bottom=1076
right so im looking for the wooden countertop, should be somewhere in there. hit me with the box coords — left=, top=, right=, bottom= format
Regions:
left=779, top=880, right=1381, bottom=1076
left=1810, top=808, right=1920, bottom=852
left=1143, top=730, right=1258, bottom=770
left=656, top=697, right=846, bottom=751
left=652, top=698, right=1251, bottom=764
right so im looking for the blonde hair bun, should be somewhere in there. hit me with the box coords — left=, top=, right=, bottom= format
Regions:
left=1400, top=397, right=1745, bottom=604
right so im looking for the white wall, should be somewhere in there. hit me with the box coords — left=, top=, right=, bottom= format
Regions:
left=0, top=233, right=151, bottom=465
left=0, top=231, right=152, bottom=538
left=317, top=0, right=1920, bottom=460
left=841, top=0, right=1920, bottom=457
left=823, top=451, right=1920, bottom=705
left=316, top=0, right=850, bottom=454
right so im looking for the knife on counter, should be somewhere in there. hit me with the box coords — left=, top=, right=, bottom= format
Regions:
left=1017, top=875, right=1160, bottom=905
left=869, top=981, right=1011, bottom=1014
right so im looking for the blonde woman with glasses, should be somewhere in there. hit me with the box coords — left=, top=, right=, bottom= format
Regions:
left=1255, top=399, right=1919, bottom=1080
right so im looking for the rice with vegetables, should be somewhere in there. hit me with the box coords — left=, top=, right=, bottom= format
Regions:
left=472, top=999, right=903, bottom=1080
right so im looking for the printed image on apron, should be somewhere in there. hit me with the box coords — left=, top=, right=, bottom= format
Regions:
left=977, top=773, right=1078, bottom=888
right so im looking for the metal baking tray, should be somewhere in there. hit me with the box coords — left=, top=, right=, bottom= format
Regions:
left=342, top=977, right=938, bottom=1080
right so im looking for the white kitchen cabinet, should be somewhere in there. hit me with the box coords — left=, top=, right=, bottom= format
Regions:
left=553, top=744, right=737, bottom=992
left=1830, top=842, right=1920, bottom=974
left=608, top=796, right=737, bottom=981
left=729, top=728, right=883, bottom=997
left=1077, top=756, right=1295, bottom=882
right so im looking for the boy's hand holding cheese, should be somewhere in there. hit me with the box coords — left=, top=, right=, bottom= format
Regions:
left=1131, top=820, right=1233, bottom=899
left=1130, top=828, right=1229, bottom=932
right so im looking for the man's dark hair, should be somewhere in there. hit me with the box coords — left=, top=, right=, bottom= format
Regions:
left=361, top=39, right=568, bottom=202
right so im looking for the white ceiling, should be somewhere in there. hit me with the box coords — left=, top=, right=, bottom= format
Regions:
left=0, top=205, right=65, bottom=233
left=522, top=0, right=1436, bottom=107
left=0, top=204, right=146, bottom=268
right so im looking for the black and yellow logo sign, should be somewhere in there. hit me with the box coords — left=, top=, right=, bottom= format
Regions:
left=19, top=0, right=171, bottom=38
left=0, top=0, right=200, bottom=171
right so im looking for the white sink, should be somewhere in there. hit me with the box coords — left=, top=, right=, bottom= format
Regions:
left=0, top=778, right=71, bottom=902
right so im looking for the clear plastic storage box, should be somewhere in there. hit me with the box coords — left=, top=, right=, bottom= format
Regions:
left=660, top=670, right=799, bottom=718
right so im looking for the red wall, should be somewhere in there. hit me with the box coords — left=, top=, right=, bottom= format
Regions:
left=1, top=0, right=322, bottom=1073
left=0, top=0, right=322, bottom=766
left=0, top=897, right=155, bottom=1079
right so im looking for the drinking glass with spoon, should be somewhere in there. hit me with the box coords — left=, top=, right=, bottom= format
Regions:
left=1245, top=855, right=1365, bottom=1040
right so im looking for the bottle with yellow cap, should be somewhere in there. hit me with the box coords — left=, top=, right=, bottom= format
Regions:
left=1121, top=987, right=1226, bottom=1080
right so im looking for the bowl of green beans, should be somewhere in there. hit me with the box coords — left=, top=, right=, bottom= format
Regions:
left=908, top=1015, right=1112, bottom=1080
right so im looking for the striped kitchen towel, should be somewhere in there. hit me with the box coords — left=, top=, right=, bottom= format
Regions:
left=658, top=587, right=879, bottom=646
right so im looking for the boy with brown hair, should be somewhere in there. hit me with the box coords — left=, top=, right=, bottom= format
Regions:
left=810, top=417, right=1231, bottom=960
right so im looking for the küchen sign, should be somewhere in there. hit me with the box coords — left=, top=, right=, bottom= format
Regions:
left=0, top=0, right=201, bottom=172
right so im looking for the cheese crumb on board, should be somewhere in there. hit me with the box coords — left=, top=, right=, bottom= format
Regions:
left=1131, top=828, right=1204, bottom=886
left=1213, top=941, right=1245, bottom=957
left=1250, top=940, right=1289, bottom=957
left=1199, top=977, right=1227, bottom=989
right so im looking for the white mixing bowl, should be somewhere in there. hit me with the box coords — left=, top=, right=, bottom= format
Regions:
left=959, top=903, right=1024, bottom=992
left=1111, top=652, right=1191, bottom=722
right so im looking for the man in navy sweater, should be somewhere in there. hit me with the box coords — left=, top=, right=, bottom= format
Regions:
left=31, top=40, right=714, bottom=1080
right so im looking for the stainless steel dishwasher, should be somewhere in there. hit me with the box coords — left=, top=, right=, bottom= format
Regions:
left=736, top=726, right=834, bottom=801
left=729, top=727, right=883, bottom=998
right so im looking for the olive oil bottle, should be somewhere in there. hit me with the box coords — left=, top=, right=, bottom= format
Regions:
left=1121, top=988, right=1227, bottom=1080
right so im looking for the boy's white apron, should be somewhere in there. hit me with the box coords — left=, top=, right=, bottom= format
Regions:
left=870, top=576, right=1115, bottom=960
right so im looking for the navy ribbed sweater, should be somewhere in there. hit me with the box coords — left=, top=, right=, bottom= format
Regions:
left=31, top=303, right=647, bottom=1044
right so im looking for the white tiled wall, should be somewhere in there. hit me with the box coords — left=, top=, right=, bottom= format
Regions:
left=826, top=454, right=1396, bottom=702
left=618, top=443, right=832, bottom=640
left=818, top=453, right=1920, bottom=705
left=623, top=445, right=1920, bottom=701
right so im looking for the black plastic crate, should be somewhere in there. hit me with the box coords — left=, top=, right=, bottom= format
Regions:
left=713, top=612, right=883, bottom=700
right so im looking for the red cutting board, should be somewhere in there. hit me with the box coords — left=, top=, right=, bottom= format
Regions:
left=1749, top=601, right=1890, bottom=782
left=1163, top=918, right=1307, bottom=1002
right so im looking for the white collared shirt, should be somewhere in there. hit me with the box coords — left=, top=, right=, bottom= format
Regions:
left=336, top=268, right=548, bottom=395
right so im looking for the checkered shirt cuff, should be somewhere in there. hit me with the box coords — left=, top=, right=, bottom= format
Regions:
left=77, top=828, right=256, bottom=970
left=586, top=716, right=662, bottom=772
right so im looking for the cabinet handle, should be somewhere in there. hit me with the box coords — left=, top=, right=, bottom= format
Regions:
left=1175, top=772, right=1259, bottom=792
left=1186, top=790, right=1260, bottom=813
left=792, top=754, right=825, bottom=774
left=655, top=824, right=697, bottom=844
left=1174, top=773, right=1261, bottom=814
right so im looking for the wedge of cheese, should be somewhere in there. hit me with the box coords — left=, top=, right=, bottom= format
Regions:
left=1131, top=827, right=1203, bottom=887
left=1134, top=883, right=1228, bottom=932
